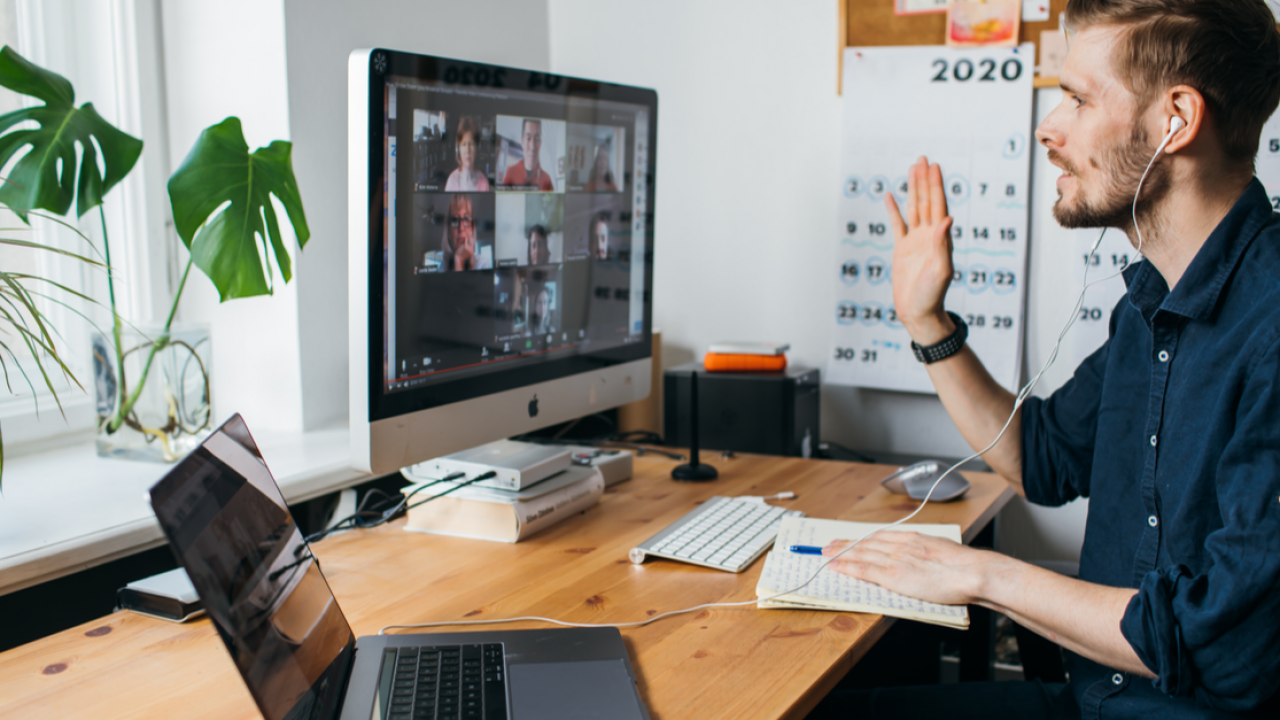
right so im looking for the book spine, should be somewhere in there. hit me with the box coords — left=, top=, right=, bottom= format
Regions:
left=513, top=468, right=605, bottom=541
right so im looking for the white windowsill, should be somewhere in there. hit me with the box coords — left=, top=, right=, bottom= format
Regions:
left=0, top=425, right=368, bottom=596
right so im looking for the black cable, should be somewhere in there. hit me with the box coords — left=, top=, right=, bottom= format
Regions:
left=304, top=471, right=470, bottom=544
left=816, top=441, right=876, bottom=464
left=611, top=430, right=663, bottom=445
left=403, top=471, right=496, bottom=511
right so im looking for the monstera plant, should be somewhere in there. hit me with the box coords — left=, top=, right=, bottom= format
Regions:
left=0, top=45, right=310, bottom=484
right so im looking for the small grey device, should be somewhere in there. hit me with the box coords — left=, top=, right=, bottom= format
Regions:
left=880, top=460, right=971, bottom=502
left=117, top=567, right=205, bottom=622
left=415, top=439, right=574, bottom=491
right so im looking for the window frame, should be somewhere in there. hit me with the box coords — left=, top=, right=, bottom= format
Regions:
left=0, top=0, right=174, bottom=451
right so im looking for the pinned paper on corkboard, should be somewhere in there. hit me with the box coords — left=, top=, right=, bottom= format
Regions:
left=1038, top=28, right=1069, bottom=77
left=947, top=0, right=1022, bottom=47
left=895, top=0, right=948, bottom=15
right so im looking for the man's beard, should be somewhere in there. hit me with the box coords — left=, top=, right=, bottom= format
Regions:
left=1051, top=124, right=1171, bottom=234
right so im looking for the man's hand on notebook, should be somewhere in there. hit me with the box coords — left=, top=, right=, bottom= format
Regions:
left=822, top=530, right=997, bottom=607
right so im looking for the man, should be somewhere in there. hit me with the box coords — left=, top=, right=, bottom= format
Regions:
left=812, top=1, right=1280, bottom=717
left=502, top=118, right=554, bottom=191
left=527, top=223, right=551, bottom=265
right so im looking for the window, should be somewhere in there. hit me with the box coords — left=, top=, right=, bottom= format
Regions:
left=0, top=0, right=172, bottom=449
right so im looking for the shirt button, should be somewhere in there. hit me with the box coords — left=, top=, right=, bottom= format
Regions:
left=1158, top=350, right=1170, bottom=362
left=1150, top=435, right=1158, bottom=447
left=1148, top=515, right=1158, bottom=527
left=1112, top=673, right=1124, bottom=685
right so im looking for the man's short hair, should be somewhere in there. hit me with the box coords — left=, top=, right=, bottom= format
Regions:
left=522, top=118, right=542, bottom=136
left=1064, top=0, right=1280, bottom=164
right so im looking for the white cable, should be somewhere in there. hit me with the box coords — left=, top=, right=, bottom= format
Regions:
left=381, top=142, right=1168, bottom=637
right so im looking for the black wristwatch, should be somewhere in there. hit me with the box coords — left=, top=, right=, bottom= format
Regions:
left=911, top=311, right=968, bottom=364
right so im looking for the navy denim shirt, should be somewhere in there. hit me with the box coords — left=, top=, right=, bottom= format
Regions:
left=1021, top=179, right=1280, bottom=718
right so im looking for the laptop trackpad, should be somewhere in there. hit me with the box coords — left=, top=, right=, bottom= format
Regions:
left=509, top=660, right=644, bottom=720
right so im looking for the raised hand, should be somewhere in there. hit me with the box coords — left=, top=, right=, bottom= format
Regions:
left=886, top=157, right=955, bottom=345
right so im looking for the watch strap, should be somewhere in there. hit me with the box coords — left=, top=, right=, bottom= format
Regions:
left=911, top=311, right=968, bottom=364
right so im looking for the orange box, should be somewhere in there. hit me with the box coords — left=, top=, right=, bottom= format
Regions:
left=703, top=352, right=788, bottom=373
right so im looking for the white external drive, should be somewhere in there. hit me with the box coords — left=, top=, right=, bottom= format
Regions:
left=408, top=439, right=574, bottom=491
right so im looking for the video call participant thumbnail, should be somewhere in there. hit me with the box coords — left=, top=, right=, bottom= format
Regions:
left=493, top=267, right=528, bottom=339
left=567, top=123, right=625, bottom=193
left=497, top=116, right=565, bottom=192
left=528, top=268, right=560, bottom=337
left=436, top=193, right=494, bottom=271
left=413, top=109, right=449, bottom=190
left=444, top=115, right=493, bottom=192
left=563, top=194, right=630, bottom=260
left=494, top=194, right=564, bottom=266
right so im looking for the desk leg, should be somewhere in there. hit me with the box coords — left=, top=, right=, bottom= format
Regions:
left=958, top=521, right=995, bottom=682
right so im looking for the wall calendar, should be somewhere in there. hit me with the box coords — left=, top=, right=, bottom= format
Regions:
left=829, top=44, right=1035, bottom=394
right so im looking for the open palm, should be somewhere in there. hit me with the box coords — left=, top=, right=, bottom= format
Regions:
left=886, top=157, right=954, bottom=341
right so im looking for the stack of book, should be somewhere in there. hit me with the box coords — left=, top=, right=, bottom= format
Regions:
left=703, top=341, right=789, bottom=372
left=755, top=516, right=969, bottom=629
left=402, top=464, right=604, bottom=543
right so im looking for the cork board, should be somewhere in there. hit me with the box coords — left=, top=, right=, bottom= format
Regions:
left=839, top=0, right=1070, bottom=92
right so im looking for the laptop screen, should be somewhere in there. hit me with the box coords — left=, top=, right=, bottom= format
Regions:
left=149, top=415, right=355, bottom=720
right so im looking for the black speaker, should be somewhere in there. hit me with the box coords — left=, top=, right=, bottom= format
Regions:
left=663, top=363, right=820, bottom=458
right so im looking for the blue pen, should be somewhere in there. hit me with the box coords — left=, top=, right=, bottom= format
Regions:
left=788, top=545, right=824, bottom=555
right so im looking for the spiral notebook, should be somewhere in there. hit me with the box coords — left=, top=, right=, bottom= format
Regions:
left=755, top=516, right=970, bottom=629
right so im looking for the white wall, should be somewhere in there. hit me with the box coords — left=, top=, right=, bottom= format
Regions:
left=281, top=0, right=552, bottom=429
left=161, top=0, right=304, bottom=433
left=547, top=0, right=979, bottom=458
left=548, top=0, right=1088, bottom=562
left=159, top=0, right=551, bottom=433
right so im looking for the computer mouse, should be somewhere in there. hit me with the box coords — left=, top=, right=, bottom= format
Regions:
left=880, top=460, right=971, bottom=502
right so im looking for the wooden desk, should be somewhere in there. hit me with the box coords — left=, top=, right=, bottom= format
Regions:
left=0, top=454, right=1013, bottom=719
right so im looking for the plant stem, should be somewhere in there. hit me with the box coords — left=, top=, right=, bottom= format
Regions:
left=99, top=207, right=127, bottom=432
left=108, top=254, right=193, bottom=433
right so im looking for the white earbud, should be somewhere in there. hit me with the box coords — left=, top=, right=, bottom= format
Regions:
left=1155, top=117, right=1185, bottom=155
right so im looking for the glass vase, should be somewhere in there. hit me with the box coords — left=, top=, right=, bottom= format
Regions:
left=94, top=322, right=212, bottom=462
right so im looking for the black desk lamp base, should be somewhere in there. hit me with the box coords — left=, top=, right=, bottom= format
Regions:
left=671, top=462, right=719, bottom=482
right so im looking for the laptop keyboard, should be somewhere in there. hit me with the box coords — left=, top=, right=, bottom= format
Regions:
left=389, top=644, right=506, bottom=720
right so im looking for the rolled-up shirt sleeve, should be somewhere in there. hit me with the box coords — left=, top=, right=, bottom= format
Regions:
left=1021, top=334, right=1111, bottom=507
left=1120, top=336, right=1280, bottom=711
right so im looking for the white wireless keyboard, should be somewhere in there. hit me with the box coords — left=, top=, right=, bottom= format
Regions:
left=628, top=496, right=804, bottom=573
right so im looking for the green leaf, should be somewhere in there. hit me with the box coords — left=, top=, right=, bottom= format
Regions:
left=0, top=46, right=143, bottom=218
left=167, top=117, right=309, bottom=302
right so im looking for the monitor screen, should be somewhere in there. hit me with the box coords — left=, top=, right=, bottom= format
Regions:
left=358, top=50, right=655, bottom=425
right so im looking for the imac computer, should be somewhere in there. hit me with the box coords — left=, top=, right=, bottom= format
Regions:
left=349, top=49, right=657, bottom=475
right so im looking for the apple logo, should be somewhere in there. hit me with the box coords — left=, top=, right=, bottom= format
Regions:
left=528, top=394, right=539, bottom=418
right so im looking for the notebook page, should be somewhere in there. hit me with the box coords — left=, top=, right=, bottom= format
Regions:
left=756, top=517, right=968, bottom=623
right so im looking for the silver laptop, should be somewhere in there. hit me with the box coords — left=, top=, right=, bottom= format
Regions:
left=149, top=414, right=649, bottom=720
